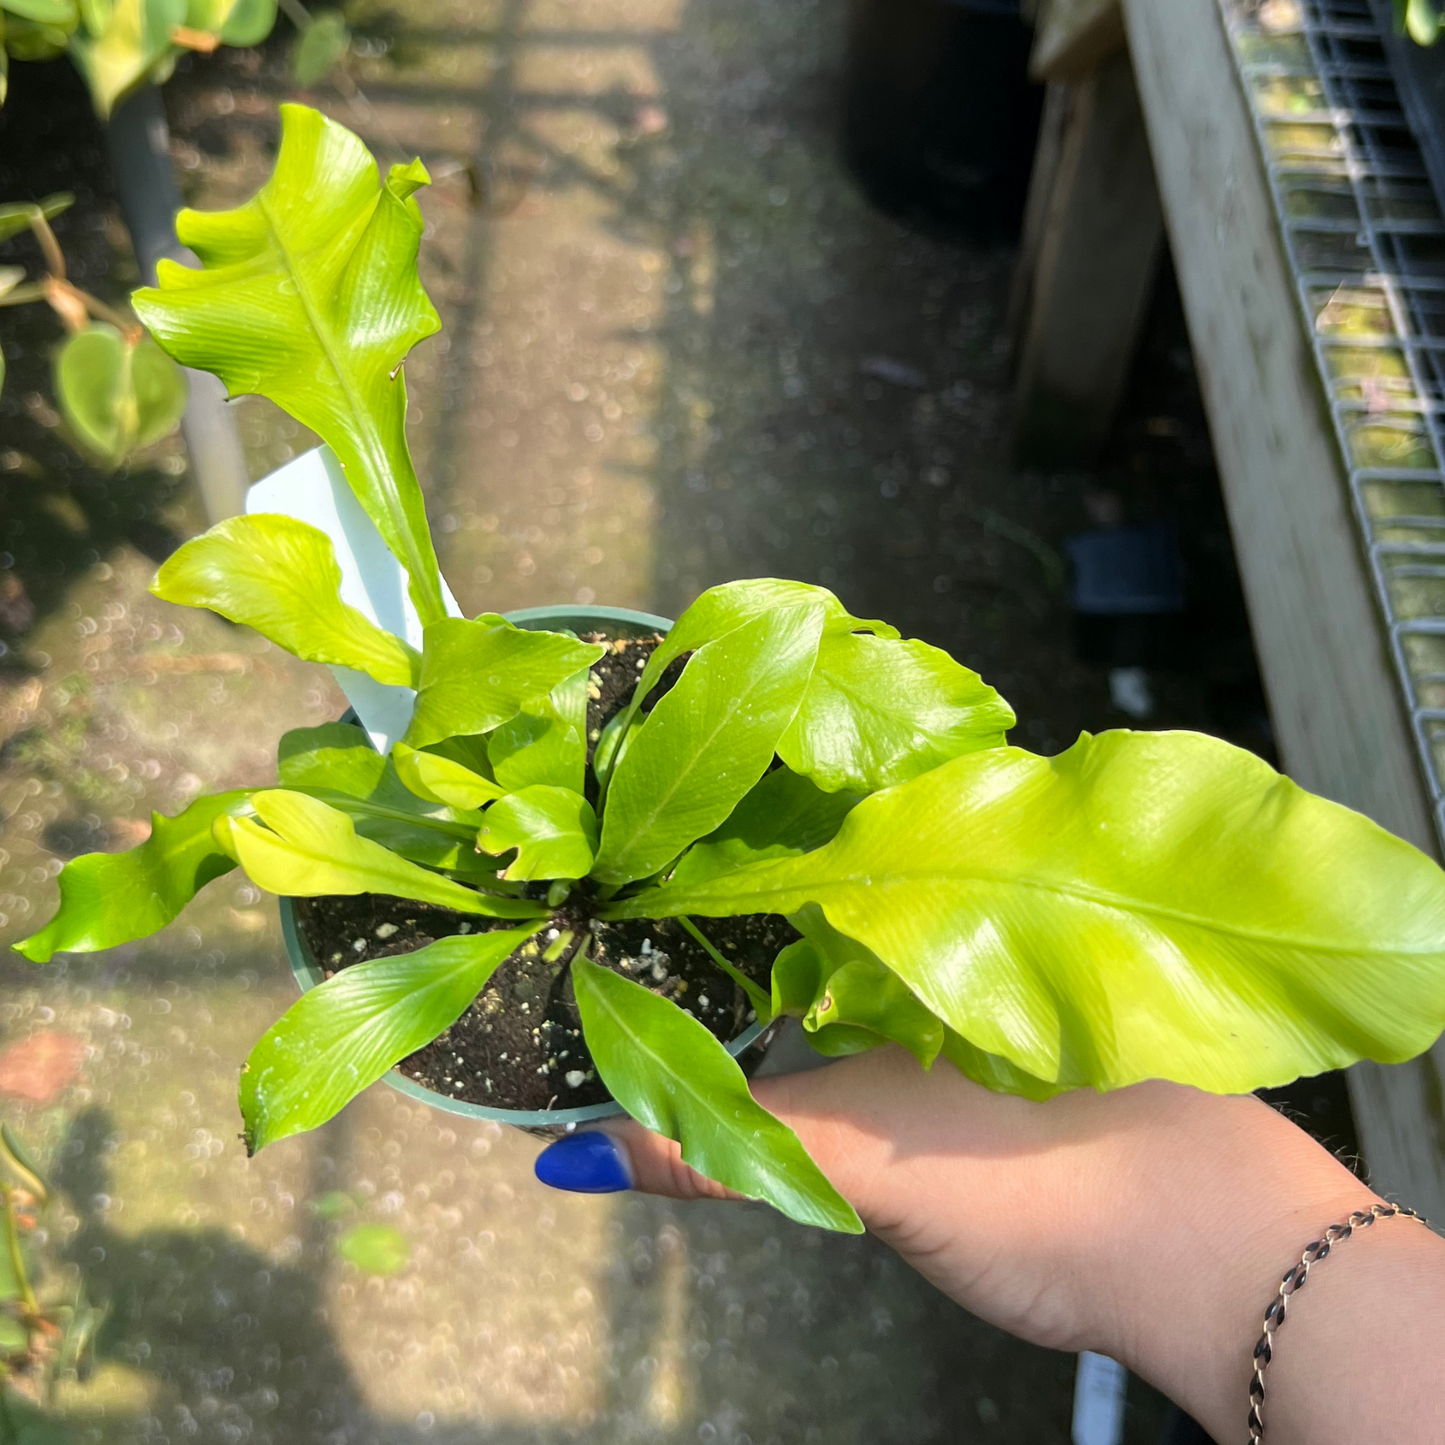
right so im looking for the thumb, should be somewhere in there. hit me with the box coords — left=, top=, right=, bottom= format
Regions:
left=533, top=1119, right=745, bottom=1203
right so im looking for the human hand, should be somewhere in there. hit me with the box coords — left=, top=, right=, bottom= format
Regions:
left=535, top=1045, right=1445, bottom=1444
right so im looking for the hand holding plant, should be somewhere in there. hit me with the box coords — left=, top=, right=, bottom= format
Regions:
left=15, top=103, right=1445, bottom=1235
left=583, top=1047, right=1445, bottom=1445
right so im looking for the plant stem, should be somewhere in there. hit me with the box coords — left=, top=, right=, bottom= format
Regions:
left=27, top=210, right=65, bottom=281
left=0, top=284, right=49, bottom=308
left=542, top=929, right=575, bottom=963
left=276, top=0, right=313, bottom=28
left=0, top=1185, right=36, bottom=1320
left=82, top=295, right=137, bottom=332
left=170, top=23, right=222, bottom=51
left=678, top=916, right=771, bottom=1020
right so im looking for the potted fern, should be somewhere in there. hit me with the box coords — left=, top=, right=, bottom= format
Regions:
left=16, top=103, right=1445, bottom=1234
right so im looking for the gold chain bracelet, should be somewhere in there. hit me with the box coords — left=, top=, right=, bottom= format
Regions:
left=1247, top=1202, right=1431, bottom=1443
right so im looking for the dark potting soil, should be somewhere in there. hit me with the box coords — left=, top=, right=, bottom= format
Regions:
left=294, top=896, right=792, bottom=1112
left=294, top=631, right=793, bottom=1113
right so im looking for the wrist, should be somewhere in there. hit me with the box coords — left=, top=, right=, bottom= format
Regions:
left=1092, top=1088, right=1378, bottom=1439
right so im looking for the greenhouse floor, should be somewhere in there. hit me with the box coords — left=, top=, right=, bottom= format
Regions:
left=0, top=1, right=1336, bottom=1441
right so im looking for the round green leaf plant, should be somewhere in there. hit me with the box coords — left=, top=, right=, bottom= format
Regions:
left=0, top=190, right=187, bottom=468
left=17, top=104, right=1445, bottom=1235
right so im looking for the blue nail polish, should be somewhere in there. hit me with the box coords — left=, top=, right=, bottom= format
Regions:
left=534, top=1131, right=632, bottom=1194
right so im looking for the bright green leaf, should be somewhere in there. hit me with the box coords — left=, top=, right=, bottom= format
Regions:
left=592, top=603, right=827, bottom=887
left=809, top=957, right=943, bottom=1068
left=76, top=0, right=109, bottom=35
left=242, top=923, right=538, bottom=1149
left=320, top=798, right=497, bottom=881
left=14, top=790, right=249, bottom=962
left=0, top=1315, right=27, bottom=1352
left=776, top=631, right=1014, bottom=793
left=216, top=789, right=544, bottom=918
left=605, top=731, right=1445, bottom=1094
left=68, top=0, right=186, bottom=117
left=477, top=785, right=597, bottom=881
left=327, top=809, right=496, bottom=881
left=277, top=728, right=498, bottom=878
left=669, top=766, right=859, bottom=889
left=0, top=0, right=74, bottom=27
left=770, top=940, right=879, bottom=1058
left=54, top=323, right=186, bottom=468
left=391, top=740, right=505, bottom=808
left=2, top=12, right=71, bottom=57
left=405, top=616, right=604, bottom=749
left=336, top=1222, right=410, bottom=1275
left=152, top=514, right=419, bottom=687
left=1406, top=0, right=1442, bottom=44
left=591, top=704, right=631, bottom=788
left=310, top=1189, right=356, bottom=1219
left=939, top=1028, right=1064, bottom=1102
left=216, top=0, right=272, bottom=44
left=572, top=955, right=862, bottom=1232
left=278, top=722, right=386, bottom=794
left=0, top=194, right=72, bottom=245
left=132, top=104, right=448, bottom=625
left=489, top=665, right=589, bottom=793
left=780, top=907, right=944, bottom=1068
left=612, top=579, right=896, bottom=750
left=290, top=6, right=347, bottom=84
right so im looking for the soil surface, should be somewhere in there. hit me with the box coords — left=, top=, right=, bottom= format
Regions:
left=296, top=895, right=791, bottom=1112
left=296, top=633, right=794, bottom=1113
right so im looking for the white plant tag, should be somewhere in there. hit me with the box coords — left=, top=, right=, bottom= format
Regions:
left=1072, top=1352, right=1127, bottom=1445
left=244, top=445, right=461, bottom=751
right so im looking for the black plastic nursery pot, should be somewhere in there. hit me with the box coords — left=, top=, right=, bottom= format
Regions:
left=840, top=0, right=1045, bottom=239
left=279, top=603, right=777, bottom=1136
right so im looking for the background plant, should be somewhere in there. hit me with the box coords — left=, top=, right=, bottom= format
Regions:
left=0, top=1126, right=104, bottom=1437
left=0, top=190, right=187, bottom=470
left=0, top=0, right=349, bottom=116
left=15, top=104, right=1445, bottom=1233
left=1395, top=0, right=1442, bottom=44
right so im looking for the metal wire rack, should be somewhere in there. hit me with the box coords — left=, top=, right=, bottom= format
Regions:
left=1221, top=0, right=1445, bottom=849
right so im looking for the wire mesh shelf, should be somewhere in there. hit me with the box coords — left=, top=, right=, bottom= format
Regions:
left=1221, top=0, right=1445, bottom=848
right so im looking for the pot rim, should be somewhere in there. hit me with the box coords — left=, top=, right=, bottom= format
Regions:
left=276, top=600, right=769, bottom=1130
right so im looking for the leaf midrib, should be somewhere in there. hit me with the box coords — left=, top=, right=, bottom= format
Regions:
left=241, top=813, right=528, bottom=915
left=258, top=938, right=523, bottom=1129
left=255, top=187, right=427, bottom=596
left=654, top=864, right=1443, bottom=960
left=585, top=970, right=806, bottom=1205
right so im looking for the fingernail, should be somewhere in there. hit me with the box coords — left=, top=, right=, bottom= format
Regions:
left=534, top=1131, right=632, bottom=1194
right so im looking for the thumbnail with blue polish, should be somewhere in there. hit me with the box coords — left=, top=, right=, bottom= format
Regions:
left=535, top=1132, right=631, bottom=1194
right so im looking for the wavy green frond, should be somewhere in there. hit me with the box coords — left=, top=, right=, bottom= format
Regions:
left=132, top=103, right=446, bottom=624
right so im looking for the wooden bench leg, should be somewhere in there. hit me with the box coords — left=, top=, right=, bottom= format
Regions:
left=1013, top=50, right=1163, bottom=467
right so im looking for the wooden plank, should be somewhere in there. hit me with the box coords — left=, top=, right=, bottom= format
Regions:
left=1348, top=1054, right=1445, bottom=1210
left=1005, top=82, right=1074, bottom=352
left=1119, top=0, right=1445, bottom=1220
left=1013, top=52, right=1162, bottom=465
left=1031, top=0, right=1125, bottom=82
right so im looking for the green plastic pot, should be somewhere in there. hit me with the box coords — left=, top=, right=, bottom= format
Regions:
left=279, top=602, right=772, bottom=1133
